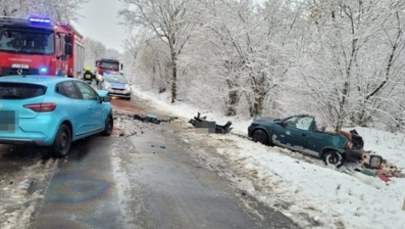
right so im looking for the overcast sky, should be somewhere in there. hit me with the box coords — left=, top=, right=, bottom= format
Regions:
left=72, top=0, right=127, bottom=53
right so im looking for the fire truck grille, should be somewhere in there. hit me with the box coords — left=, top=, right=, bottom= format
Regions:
left=2, top=68, right=39, bottom=76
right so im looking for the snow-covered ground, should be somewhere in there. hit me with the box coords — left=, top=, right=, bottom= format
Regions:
left=131, top=86, right=405, bottom=229
left=0, top=158, right=58, bottom=229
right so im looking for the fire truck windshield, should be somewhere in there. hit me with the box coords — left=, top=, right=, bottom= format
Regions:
left=0, top=29, right=54, bottom=55
left=99, top=61, right=119, bottom=71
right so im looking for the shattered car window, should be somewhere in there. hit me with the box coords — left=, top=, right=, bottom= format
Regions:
left=296, top=117, right=314, bottom=131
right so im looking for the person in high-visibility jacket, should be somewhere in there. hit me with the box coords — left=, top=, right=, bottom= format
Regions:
left=82, top=67, right=95, bottom=84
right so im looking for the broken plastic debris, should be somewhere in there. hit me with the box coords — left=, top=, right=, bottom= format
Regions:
left=189, top=112, right=232, bottom=134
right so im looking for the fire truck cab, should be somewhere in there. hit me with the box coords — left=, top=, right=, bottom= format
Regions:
left=0, top=17, right=84, bottom=78
left=95, top=58, right=123, bottom=76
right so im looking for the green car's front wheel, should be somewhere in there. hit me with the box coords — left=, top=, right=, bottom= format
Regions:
left=252, top=129, right=270, bottom=145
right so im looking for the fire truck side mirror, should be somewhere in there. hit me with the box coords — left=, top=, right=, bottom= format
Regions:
left=64, top=44, right=73, bottom=55
left=64, top=35, right=72, bottom=43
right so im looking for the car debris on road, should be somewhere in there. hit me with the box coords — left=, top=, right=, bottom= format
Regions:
left=354, top=152, right=405, bottom=183
left=189, top=113, right=233, bottom=134
left=133, top=114, right=178, bottom=124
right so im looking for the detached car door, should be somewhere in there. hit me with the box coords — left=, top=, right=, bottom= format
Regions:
left=74, top=82, right=104, bottom=133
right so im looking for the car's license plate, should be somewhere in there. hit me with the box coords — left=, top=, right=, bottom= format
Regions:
left=113, top=90, right=125, bottom=94
left=0, top=110, right=16, bottom=132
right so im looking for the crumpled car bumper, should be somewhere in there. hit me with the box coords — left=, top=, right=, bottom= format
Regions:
left=344, top=149, right=363, bottom=161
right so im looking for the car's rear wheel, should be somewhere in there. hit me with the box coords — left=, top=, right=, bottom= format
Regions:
left=101, top=114, right=113, bottom=136
left=323, top=150, right=344, bottom=167
left=253, top=129, right=270, bottom=145
left=51, top=124, right=72, bottom=158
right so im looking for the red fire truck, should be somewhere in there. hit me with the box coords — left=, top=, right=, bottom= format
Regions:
left=0, top=16, right=84, bottom=77
left=95, top=58, right=123, bottom=75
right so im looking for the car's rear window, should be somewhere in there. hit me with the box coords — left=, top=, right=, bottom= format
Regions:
left=0, top=83, right=47, bottom=99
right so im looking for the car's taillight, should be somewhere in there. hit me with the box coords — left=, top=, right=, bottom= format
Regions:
left=24, top=103, right=56, bottom=112
left=345, top=141, right=353, bottom=149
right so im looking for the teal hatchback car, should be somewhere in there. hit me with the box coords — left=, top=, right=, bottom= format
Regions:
left=0, top=75, right=113, bottom=157
left=248, top=114, right=363, bottom=167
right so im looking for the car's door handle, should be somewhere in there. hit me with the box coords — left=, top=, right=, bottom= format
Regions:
left=88, top=106, right=93, bottom=110
left=302, top=133, right=307, bottom=136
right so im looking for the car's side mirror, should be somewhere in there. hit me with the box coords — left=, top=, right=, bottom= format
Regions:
left=64, top=35, right=72, bottom=43
left=102, top=95, right=111, bottom=103
left=64, top=44, right=73, bottom=55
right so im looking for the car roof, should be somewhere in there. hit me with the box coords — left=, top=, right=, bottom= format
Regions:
left=284, top=114, right=315, bottom=120
left=0, top=75, right=79, bottom=86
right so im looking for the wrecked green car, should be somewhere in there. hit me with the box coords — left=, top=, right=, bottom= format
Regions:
left=248, top=114, right=363, bottom=166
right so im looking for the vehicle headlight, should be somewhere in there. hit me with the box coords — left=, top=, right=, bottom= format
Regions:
left=125, top=84, right=131, bottom=91
left=102, top=82, right=112, bottom=90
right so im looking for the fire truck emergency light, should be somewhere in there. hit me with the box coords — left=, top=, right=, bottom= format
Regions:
left=28, top=17, right=51, bottom=24
left=39, top=67, right=48, bottom=74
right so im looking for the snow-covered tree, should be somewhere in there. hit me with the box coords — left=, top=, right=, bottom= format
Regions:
left=119, top=0, right=405, bottom=132
left=84, top=38, right=107, bottom=69
left=119, top=0, right=202, bottom=103
left=184, top=0, right=293, bottom=117
left=0, top=0, right=21, bottom=16
left=295, top=0, right=405, bottom=130
left=0, top=0, right=88, bottom=22
left=26, top=0, right=89, bottom=22
left=121, top=32, right=171, bottom=91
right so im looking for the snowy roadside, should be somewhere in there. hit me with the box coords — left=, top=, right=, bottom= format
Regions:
left=131, top=86, right=405, bottom=229
left=0, top=158, right=58, bottom=229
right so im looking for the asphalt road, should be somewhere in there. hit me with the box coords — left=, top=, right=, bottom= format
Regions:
left=24, top=97, right=300, bottom=229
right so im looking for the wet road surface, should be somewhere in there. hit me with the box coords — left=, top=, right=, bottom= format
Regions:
left=30, top=137, right=124, bottom=229
left=10, top=97, right=299, bottom=229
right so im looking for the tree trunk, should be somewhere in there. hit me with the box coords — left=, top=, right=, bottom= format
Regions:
left=336, top=32, right=357, bottom=130
left=335, top=81, right=349, bottom=131
left=249, top=94, right=265, bottom=117
left=226, top=89, right=239, bottom=116
left=170, top=47, right=177, bottom=103
left=171, top=59, right=177, bottom=103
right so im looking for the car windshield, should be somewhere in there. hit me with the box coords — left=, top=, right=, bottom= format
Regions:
left=0, top=82, right=47, bottom=99
left=0, top=29, right=54, bottom=55
left=99, top=61, right=119, bottom=70
left=104, top=74, right=127, bottom=84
